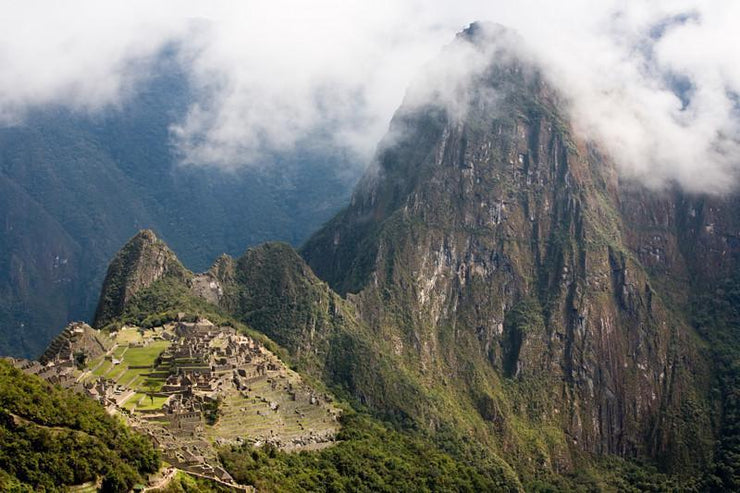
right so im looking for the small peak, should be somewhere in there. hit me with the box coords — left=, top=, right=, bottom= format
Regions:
left=133, top=229, right=158, bottom=242
left=213, top=253, right=234, bottom=266
left=93, top=230, right=188, bottom=328
left=208, top=253, right=236, bottom=283
left=457, top=22, right=521, bottom=46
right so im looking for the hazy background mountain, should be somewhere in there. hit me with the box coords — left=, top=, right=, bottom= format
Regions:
left=0, top=54, right=362, bottom=358
left=3, top=1, right=739, bottom=358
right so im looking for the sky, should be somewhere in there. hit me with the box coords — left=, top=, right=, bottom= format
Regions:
left=0, top=0, right=737, bottom=193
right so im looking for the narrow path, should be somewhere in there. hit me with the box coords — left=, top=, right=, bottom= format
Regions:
left=179, top=469, right=254, bottom=492
left=8, top=411, right=97, bottom=439
left=142, top=467, right=177, bottom=492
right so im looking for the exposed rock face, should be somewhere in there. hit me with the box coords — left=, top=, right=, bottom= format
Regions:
left=191, top=254, right=236, bottom=308
left=94, top=230, right=189, bottom=327
left=299, top=23, right=726, bottom=472
left=38, top=321, right=112, bottom=366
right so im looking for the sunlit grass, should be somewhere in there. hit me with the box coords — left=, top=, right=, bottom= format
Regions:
left=123, top=341, right=170, bottom=367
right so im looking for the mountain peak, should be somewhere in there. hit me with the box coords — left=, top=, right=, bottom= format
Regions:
left=457, top=21, right=521, bottom=45
left=299, top=22, right=717, bottom=473
left=132, top=228, right=159, bottom=243
left=93, top=230, right=189, bottom=327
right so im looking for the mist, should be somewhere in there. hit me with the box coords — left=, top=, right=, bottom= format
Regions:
left=0, top=0, right=737, bottom=193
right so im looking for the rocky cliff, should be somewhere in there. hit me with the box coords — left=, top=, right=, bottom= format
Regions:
left=94, top=229, right=189, bottom=327
left=299, top=23, right=732, bottom=475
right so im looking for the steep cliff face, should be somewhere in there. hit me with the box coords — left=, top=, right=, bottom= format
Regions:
left=301, top=23, right=717, bottom=472
left=93, top=229, right=189, bottom=327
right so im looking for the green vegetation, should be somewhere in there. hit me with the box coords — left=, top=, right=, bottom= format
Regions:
left=202, top=397, right=221, bottom=426
left=124, top=341, right=170, bottom=367
left=150, top=471, right=234, bottom=492
left=82, top=330, right=171, bottom=399
left=0, top=360, right=159, bottom=492
left=693, top=270, right=740, bottom=490
left=502, top=298, right=544, bottom=377
left=538, top=455, right=691, bottom=492
left=219, top=412, right=523, bottom=492
left=124, top=394, right=169, bottom=412
left=94, top=230, right=191, bottom=328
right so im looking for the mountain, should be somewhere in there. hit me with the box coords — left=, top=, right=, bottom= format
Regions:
left=9, top=22, right=740, bottom=490
left=0, top=54, right=361, bottom=358
left=93, top=229, right=190, bottom=328
left=30, top=229, right=522, bottom=492
left=300, top=21, right=712, bottom=466
left=207, top=23, right=737, bottom=487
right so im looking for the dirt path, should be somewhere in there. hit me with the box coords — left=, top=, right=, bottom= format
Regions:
left=180, top=469, right=255, bottom=492
left=8, top=411, right=98, bottom=439
left=142, top=467, right=177, bottom=492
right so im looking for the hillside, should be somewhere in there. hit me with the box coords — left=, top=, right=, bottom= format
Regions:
left=82, top=232, right=703, bottom=489
left=0, top=54, right=360, bottom=358
left=0, top=359, right=160, bottom=492
left=18, top=231, right=526, bottom=491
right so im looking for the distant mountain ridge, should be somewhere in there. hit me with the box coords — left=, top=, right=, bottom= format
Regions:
left=0, top=55, right=361, bottom=358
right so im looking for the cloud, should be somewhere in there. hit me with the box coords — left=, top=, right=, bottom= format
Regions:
left=0, top=0, right=738, bottom=193
left=526, top=0, right=740, bottom=194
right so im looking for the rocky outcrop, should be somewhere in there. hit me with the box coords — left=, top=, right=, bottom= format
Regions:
left=191, top=254, right=237, bottom=308
left=38, top=321, right=112, bottom=366
left=93, top=230, right=189, bottom=327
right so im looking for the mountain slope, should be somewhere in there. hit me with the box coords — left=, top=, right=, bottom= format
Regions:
left=0, top=55, right=361, bottom=358
left=71, top=234, right=527, bottom=491
left=298, top=22, right=725, bottom=478
left=24, top=22, right=740, bottom=490
left=94, top=229, right=190, bottom=327
left=0, top=359, right=160, bottom=491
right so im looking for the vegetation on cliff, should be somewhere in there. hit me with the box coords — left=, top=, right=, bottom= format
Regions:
left=94, top=230, right=191, bottom=328
left=219, top=412, right=523, bottom=492
left=693, top=269, right=740, bottom=490
left=0, top=360, right=160, bottom=492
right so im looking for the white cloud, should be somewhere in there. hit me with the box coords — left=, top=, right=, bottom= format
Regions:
left=0, top=0, right=738, bottom=193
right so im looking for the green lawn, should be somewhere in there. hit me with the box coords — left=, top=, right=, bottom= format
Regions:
left=121, top=393, right=143, bottom=411
left=136, top=395, right=170, bottom=411
left=90, top=359, right=112, bottom=377
left=112, top=346, right=128, bottom=359
left=123, top=341, right=170, bottom=367
left=115, top=327, right=143, bottom=344
left=118, top=367, right=148, bottom=387
left=140, top=377, right=166, bottom=392
left=122, top=393, right=169, bottom=411
left=107, top=363, right=130, bottom=381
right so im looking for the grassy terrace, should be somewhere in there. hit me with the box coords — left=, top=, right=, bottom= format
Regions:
left=84, top=327, right=172, bottom=410
left=115, top=327, right=144, bottom=344
left=124, top=341, right=170, bottom=367
left=207, top=374, right=339, bottom=445
left=122, top=393, right=170, bottom=412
